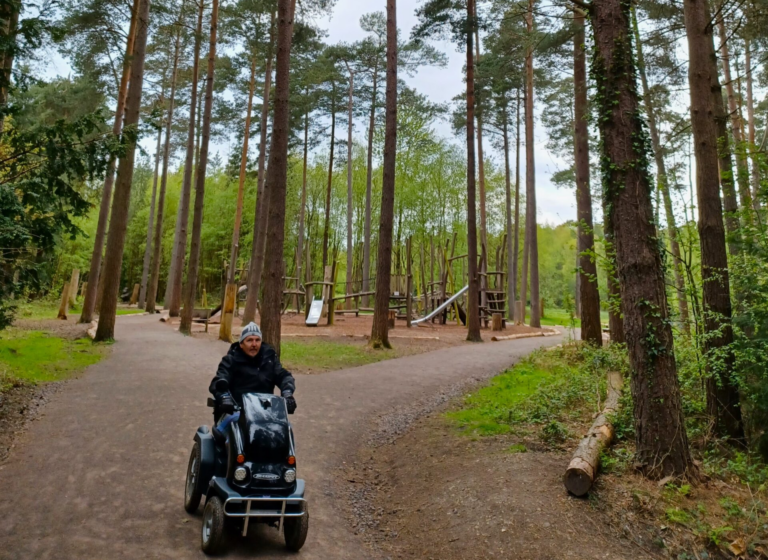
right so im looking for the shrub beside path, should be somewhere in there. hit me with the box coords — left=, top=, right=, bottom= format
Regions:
left=0, top=314, right=563, bottom=559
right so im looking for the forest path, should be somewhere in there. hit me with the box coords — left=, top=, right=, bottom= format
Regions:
left=0, top=314, right=563, bottom=559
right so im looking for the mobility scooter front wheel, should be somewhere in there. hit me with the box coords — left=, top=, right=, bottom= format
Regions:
left=283, top=501, right=309, bottom=551
left=201, top=496, right=226, bottom=554
left=184, top=442, right=203, bottom=513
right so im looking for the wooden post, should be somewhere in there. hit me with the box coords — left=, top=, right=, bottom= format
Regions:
left=327, top=261, right=338, bottom=326
left=515, top=300, right=524, bottom=325
left=406, top=237, right=413, bottom=327
left=219, top=282, right=237, bottom=341
left=58, top=282, right=70, bottom=320
left=129, top=283, right=140, bottom=306
left=387, top=309, right=396, bottom=329
left=321, top=265, right=331, bottom=318
left=492, top=313, right=503, bottom=331
left=205, top=308, right=210, bottom=333
left=201, top=288, right=208, bottom=308
left=68, top=269, right=80, bottom=305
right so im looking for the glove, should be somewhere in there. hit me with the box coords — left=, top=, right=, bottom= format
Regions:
left=218, top=393, right=235, bottom=414
left=285, top=395, right=297, bottom=414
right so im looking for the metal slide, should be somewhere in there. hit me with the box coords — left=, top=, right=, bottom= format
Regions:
left=411, top=285, right=469, bottom=325
left=305, top=297, right=323, bottom=326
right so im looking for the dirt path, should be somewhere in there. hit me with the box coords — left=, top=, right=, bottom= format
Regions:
left=0, top=314, right=562, bottom=559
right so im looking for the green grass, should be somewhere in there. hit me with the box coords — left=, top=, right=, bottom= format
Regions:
left=0, top=329, right=107, bottom=384
left=280, top=340, right=396, bottom=372
left=446, top=358, right=556, bottom=435
left=529, top=307, right=610, bottom=328
left=116, top=308, right=144, bottom=315
left=14, top=299, right=69, bottom=320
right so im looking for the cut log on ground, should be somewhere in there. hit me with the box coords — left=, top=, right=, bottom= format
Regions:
left=564, top=370, right=623, bottom=497
left=490, top=328, right=558, bottom=341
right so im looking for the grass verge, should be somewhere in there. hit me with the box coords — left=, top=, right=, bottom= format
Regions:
left=280, top=339, right=396, bottom=373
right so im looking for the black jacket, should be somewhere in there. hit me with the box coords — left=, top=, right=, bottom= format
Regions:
left=209, top=342, right=295, bottom=404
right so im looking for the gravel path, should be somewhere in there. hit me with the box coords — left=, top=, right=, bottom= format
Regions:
left=0, top=314, right=562, bottom=559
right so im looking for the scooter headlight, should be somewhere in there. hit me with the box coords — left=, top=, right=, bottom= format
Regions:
left=284, top=469, right=296, bottom=483
left=234, top=467, right=248, bottom=481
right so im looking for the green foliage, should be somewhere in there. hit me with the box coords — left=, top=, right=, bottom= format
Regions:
left=447, top=344, right=629, bottom=436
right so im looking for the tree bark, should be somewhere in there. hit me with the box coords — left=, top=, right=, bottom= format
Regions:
left=512, top=90, right=521, bottom=324
left=139, top=121, right=164, bottom=309
left=716, top=15, right=752, bottom=214
left=180, top=0, right=219, bottom=335
left=145, top=22, right=182, bottom=314
left=297, top=101, right=309, bottom=291
left=166, top=0, right=204, bottom=316
left=464, top=0, right=482, bottom=342
left=259, top=0, right=297, bottom=353
left=242, top=10, right=276, bottom=324
left=79, top=0, right=140, bottom=324
left=93, top=0, right=151, bottom=341
left=369, top=0, right=398, bottom=349
left=525, top=0, right=541, bottom=329
left=345, top=63, right=354, bottom=301
left=682, top=0, right=744, bottom=441
left=0, top=0, right=20, bottom=132
left=744, top=40, right=760, bottom=209
left=503, top=104, right=514, bottom=319
left=573, top=9, right=601, bottom=345
left=631, top=6, right=690, bottom=333
left=322, top=85, right=337, bottom=271
left=591, top=0, right=693, bottom=477
left=363, top=64, right=379, bottom=308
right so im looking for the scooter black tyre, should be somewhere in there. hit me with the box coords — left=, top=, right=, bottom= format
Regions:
left=201, top=496, right=226, bottom=555
left=184, top=442, right=203, bottom=513
left=284, top=502, right=309, bottom=551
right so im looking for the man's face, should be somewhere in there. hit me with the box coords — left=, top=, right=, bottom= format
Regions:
left=240, top=335, right=262, bottom=357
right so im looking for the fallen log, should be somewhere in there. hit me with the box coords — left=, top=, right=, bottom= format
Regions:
left=564, top=370, right=623, bottom=497
left=490, top=328, right=558, bottom=341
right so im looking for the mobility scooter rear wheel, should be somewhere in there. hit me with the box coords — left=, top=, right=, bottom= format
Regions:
left=201, top=496, right=226, bottom=554
left=283, top=502, right=309, bottom=551
left=184, top=442, right=203, bottom=513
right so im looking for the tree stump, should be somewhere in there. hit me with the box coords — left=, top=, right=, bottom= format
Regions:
left=387, top=310, right=396, bottom=329
left=492, top=313, right=503, bottom=331
left=515, top=300, right=524, bottom=325
left=564, top=371, right=623, bottom=496
left=68, top=269, right=80, bottom=305
left=219, top=283, right=237, bottom=342
left=129, top=283, right=140, bottom=306
left=57, top=282, right=70, bottom=320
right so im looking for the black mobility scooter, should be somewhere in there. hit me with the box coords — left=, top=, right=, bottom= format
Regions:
left=184, top=393, right=308, bottom=554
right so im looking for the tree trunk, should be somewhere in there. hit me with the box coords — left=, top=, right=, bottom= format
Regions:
left=139, top=121, right=164, bottom=309
left=591, top=0, right=693, bottom=477
left=744, top=40, right=760, bottom=209
left=166, top=0, right=204, bottom=316
left=93, top=0, right=151, bottom=341
left=464, top=0, right=482, bottom=342
left=473, top=5, right=489, bottom=325
left=0, top=0, right=20, bottom=132
left=631, top=6, right=690, bottom=333
left=259, top=0, right=297, bottom=353
left=503, top=104, right=515, bottom=319
left=363, top=65, right=379, bottom=308
left=525, top=0, right=541, bottom=329
left=369, top=0, right=398, bottom=349
left=297, top=102, right=309, bottom=291
left=716, top=16, right=752, bottom=214
left=512, top=90, right=521, bottom=323
left=79, top=0, right=140, bottom=324
left=345, top=65, right=354, bottom=300
left=242, top=10, right=276, bottom=324
left=322, top=86, right=336, bottom=271
left=180, top=0, right=219, bottom=335
left=682, top=0, right=744, bottom=441
left=145, top=23, right=182, bottom=314
left=573, top=9, right=601, bottom=345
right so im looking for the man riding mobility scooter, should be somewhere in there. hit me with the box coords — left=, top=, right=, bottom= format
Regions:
left=183, top=323, right=308, bottom=554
